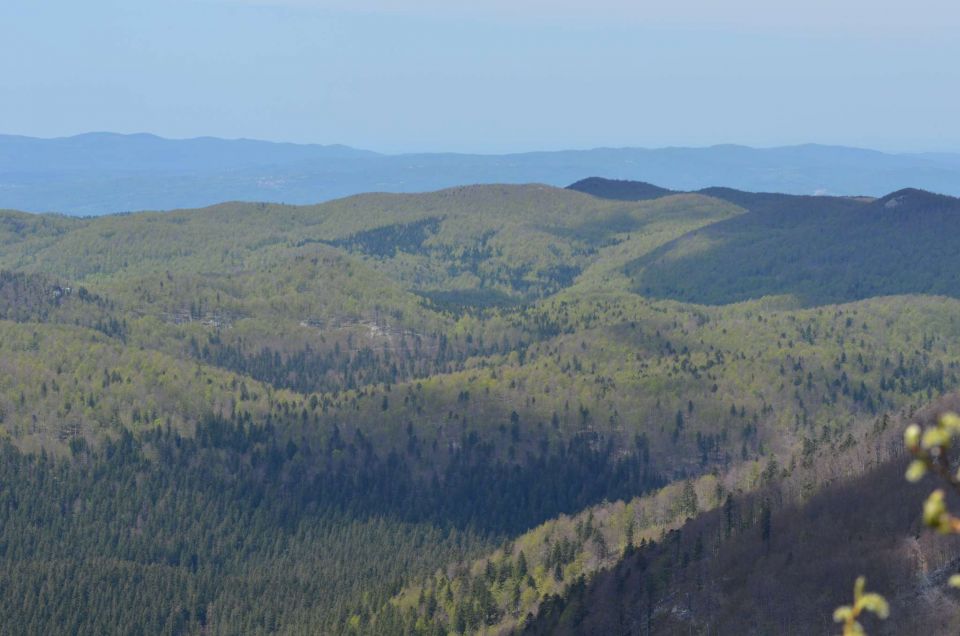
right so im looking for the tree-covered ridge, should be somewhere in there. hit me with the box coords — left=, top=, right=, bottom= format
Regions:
left=567, top=177, right=676, bottom=201
left=629, top=189, right=960, bottom=306
left=0, top=320, right=302, bottom=451
left=288, top=187, right=741, bottom=304
left=1, top=182, right=960, bottom=633
left=572, top=177, right=960, bottom=307
left=0, top=270, right=122, bottom=335
left=11, top=273, right=950, bottom=482
left=0, top=185, right=742, bottom=306
left=0, top=280, right=955, bottom=630
left=520, top=398, right=960, bottom=636
left=381, top=473, right=722, bottom=635
left=379, top=397, right=929, bottom=635
left=0, top=185, right=743, bottom=412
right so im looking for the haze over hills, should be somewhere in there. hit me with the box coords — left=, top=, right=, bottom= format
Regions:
left=6, top=132, right=960, bottom=215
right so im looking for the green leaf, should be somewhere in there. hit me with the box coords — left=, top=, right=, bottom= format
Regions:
left=859, top=593, right=889, bottom=619
left=941, top=413, right=960, bottom=434
left=922, top=427, right=951, bottom=450
left=904, top=424, right=922, bottom=449
left=923, top=490, right=947, bottom=527
left=906, top=460, right=927, bottom=482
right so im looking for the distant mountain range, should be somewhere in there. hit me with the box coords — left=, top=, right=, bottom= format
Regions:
left=4, top=132, right=960, bottom=215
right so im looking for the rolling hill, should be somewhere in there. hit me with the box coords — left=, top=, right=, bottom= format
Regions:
left=572, top=177, right=960, bottom=307
left=1, top=181, right=960, bottom=633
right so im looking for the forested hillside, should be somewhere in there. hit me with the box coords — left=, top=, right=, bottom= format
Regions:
left=522, top=397, right=960, bottom=635
left=572, top=177, right=960, bottom=306
left=1, top=181, right=959, bottom=634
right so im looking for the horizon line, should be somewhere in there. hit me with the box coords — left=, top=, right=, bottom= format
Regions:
left=2, top=130, right=955, bottom=157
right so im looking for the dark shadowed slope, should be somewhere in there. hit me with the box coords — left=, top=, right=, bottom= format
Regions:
left=567, top=177, right=676, bottom=201
left=599, top=181, right=960, bottom=307
left=524, top=458, right=960, bottom=636
left=524, top=398, right=960, bottom=636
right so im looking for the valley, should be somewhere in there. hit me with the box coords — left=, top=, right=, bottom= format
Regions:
left=0, top=180, right=958, bottom=634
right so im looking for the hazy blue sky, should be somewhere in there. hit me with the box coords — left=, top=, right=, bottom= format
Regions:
left=2, top=0, right=958, bottom=153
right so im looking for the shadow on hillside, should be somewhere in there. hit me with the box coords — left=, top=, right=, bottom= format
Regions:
left=625, top=190, right=960, bottom=307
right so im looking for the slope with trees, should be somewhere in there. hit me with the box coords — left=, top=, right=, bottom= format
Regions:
left=0, top=182, right=958, bottom=633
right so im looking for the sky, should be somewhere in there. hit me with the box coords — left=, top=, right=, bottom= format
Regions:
left=2, top=0, right=958, bottom=153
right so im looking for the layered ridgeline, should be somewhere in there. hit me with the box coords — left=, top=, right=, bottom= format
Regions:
left=7, top=134, right=960, bottom=215
left=1, top=182, right=960, bottom=633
